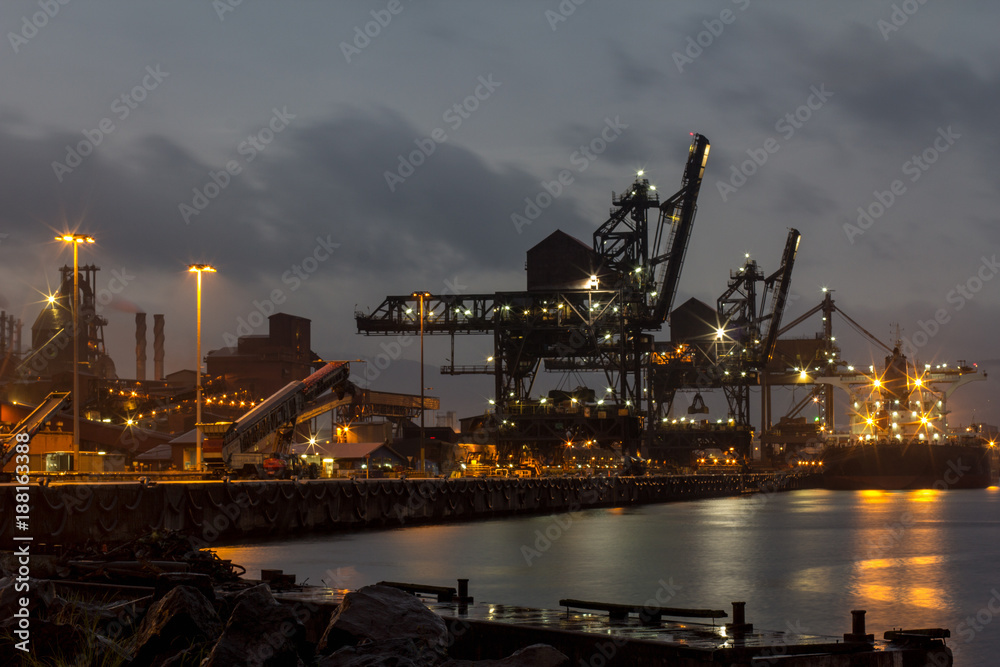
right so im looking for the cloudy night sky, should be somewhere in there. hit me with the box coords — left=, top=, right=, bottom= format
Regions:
left=1, top=1, right=997, bottom=425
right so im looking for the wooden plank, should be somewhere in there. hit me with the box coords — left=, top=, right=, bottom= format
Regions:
left=559, top=598, right=727, bottom=619
left=377, top=580, right=457, bottom=602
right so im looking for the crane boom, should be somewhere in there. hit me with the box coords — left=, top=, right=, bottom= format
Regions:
left=760, top=228, right=801, bottom=363
left=1, top=391, right=71, bottom=467
left=651, top=133, right=710, bottom=324
left=220, top=361, right=353, bottom=468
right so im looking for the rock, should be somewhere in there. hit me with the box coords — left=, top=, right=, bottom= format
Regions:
left=214, top=582, right=283, bottom=623
left=158, top=640, right=215, bottom=666
left=318, top=585, right=448, bottom=655
left=130, top=584, right=223, bottom=666
left=442, top=643, right=569, bottom=667
left=317, top=636, right=448, bottom=666
left=154, top=572, right=216, bottom=602
left=201, top=583, right=310, bottom=667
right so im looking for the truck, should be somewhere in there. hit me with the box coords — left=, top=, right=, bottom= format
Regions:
left=208, top=361, right=356, bottom=479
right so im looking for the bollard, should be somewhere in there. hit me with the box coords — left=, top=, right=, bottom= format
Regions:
left=456, top=577, right=473, bottom=614
left=456, top=578, right=474, bottom=605
left=852, top=610, right=865, bottom=636
left=844, top=609, right=874, bottom=643
left=732, top=601, right=746, bottom=626
left=725, top=601, right=753, bottom=634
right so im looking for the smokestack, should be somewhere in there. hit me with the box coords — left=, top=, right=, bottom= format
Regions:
left=136, top=313, right=147, bottom=381
left=153, top=314, right=164, bottom=380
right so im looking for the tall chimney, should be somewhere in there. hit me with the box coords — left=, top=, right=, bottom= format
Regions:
left=153, top=314, right=164, bottom=380
left=135, top=313, right=147, bottom=381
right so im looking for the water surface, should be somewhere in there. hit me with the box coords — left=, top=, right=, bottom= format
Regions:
left=215, top=487, right=1000, bottom=665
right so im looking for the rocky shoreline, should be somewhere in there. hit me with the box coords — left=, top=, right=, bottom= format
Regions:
left=1, top=575, right=567, bottom=666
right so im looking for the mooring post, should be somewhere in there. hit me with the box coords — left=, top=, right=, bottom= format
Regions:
left=726, top=601, right=753, bottom=634
left=456, top=577, right=473, bottom=614
left=844, top=609, right=874, bottom=643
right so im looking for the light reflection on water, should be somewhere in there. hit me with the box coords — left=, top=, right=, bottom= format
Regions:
left=213, top=488, right=1000, bottom=666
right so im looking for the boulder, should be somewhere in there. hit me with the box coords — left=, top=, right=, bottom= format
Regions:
left=154, top=572, right=216, bottom=602
left=130, top=584, right=223, bottom=666
left=318, top=585, right=448, bottom=655
left=201, top=583, right=310, bottom=667
left=158, top=640, right=216, bottom=666
left=317, top=636, right=448, bottom=666
left=215, top=581, right=278, bottom=623
left=442, top=643, right=569, bottom=667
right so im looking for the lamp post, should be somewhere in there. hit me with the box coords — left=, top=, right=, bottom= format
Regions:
left=56, top=233, right=94, bottom=470
left=188, top=264, right=216, bottom=472
left=411, top=291, right=431, bottom=473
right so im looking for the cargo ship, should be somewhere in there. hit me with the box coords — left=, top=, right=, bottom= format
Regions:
left=821, top=435, right=998, bottom=490
left=817, top=347, right=998, bottom=490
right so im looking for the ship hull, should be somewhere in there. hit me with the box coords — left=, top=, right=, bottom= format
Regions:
left=821, top=441, right=999, bottom=490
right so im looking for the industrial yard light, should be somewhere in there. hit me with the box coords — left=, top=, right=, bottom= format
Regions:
left=56, top=233, right=94, bottom=470
left=189, top=264, right=216, bottom=472
left=411, top=291, right=431, bottom=473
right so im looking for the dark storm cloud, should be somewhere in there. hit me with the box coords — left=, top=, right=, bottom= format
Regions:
left=772, top=175, right=841, bottom=222
left=0, top=107, right=593, bottom=298
left=607, top=41, right=665, bottom=93
left=249, top=107, right=594, bottom=278
left=2, top=0, right=998, bottom=420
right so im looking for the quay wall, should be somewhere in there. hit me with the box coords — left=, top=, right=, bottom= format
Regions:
left=1, top=473, right=810, bottom=548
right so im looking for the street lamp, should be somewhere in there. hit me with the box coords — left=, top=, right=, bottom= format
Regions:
left=56, top=233, right=94, bottom=470
left=189, top=264, right=216, bottom=472
left=411, top=291, right=431, bottom=473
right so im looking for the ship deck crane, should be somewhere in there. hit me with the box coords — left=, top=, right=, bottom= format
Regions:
left=712, top=228, right=801, bottom=428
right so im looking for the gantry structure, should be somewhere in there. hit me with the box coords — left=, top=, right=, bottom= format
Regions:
left=356, top=134, right=801, bottom=464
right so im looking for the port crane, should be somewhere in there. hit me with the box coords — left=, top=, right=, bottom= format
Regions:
left=357, top=135, right=711, bottom=462
left=646, top=228, right=800, bottom=461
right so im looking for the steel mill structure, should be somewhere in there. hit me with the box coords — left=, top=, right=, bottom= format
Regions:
left=356, top=134, right=802, bottom=465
